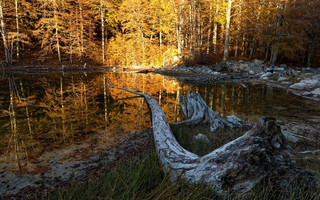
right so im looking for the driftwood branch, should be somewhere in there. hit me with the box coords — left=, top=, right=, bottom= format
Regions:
left=112, top=85, right=319, bottom=194
left=175, top=93, right=250, bottom=132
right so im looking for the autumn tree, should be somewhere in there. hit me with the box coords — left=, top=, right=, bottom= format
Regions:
left=0, top=0, right=11, bottom=64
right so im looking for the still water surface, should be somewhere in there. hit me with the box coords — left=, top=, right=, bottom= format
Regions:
left=1, top=71, right=319, bottom=173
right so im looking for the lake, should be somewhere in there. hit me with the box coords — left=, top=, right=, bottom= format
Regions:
left=1, top=71, right=319, bottom=174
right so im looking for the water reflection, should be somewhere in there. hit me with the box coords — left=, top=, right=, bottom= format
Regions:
left=0, top=72, right=319, bottom=173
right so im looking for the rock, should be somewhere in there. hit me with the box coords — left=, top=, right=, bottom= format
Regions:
left=303, top=92, right=311, bottom=96
left=305, top=73, right=314, bottom=76
left=302, top=67, right=314, bottom=73
left=239, top=63, right=249, bottom=69
left=265, top=67, right=273, bottom=72
left=262, top=77, right=269, bottom=80
left=257, top=72, right=264, bottom=76
left=212, top=72, right=220, bottom=76
left=249, top=70, right=255, bottom=75
left=194, top=134, right=211, bottom=144
left=310, top=88, right=320, bottom=96
left=260, top=72, right=273, bottom=78
left=312, top=74, right=320, bottom=80
left=278, top=77, right=289, bottom=82
left=289, top=78, right=320, bottom=90
left=286, top=69, right=299, bottom=76
left=274, top=67, right=285, bottom=71
left=282, top=81, right=292, bottom=85
left=253, top=59, right=264, bottom=64
left=248, top=63, right=264, bottom=73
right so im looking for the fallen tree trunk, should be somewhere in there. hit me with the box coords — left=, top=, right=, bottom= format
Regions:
left=175, top=93, right=252, bottom=131
left=112, top=86, right=319, bottom=195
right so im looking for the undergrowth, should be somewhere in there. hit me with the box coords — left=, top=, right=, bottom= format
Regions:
left=44, top=147, right=320, bottom=200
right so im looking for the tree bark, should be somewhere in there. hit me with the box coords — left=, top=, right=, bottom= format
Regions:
left=234, top=0, right=242, bottom=58
left=270, top=43, right=278, bottom=65
left=0, top=0, right=12, bottom=65
left=53, top=0, right=61, bottom=62
left=15, top=0, right=19, bottom=59
left=222, top=0, right=232, bottom=62
left=206, top=4, right=212, bottom=55
left=175, top=93, right=244, bottom=132
left=113, top=87, right=320, bottom=195
left=100, top=0, right=105, bottom=64
left=212, top=0, right=219, bottom=55
left=306, top=42, right=314, bottom=68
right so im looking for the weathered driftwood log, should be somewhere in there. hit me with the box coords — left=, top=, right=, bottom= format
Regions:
left=175, top=93, right=251, bottom=131
left=113, top=87, right=318, bottom=194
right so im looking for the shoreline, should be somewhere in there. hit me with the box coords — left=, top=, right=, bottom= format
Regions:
left=150, top=63, right=320, bottom=102
left=2, top=61, right=319, bottom=101
left=1, top=129, right=153, bottom=199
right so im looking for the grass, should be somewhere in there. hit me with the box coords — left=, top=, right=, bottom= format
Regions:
left=44, top=150, right=219, bottom=200
left=43, top=148, right=320, bottom=200
left=171, top=123, right=250, bottom=156
left=43, top=124, right=320, bottom=200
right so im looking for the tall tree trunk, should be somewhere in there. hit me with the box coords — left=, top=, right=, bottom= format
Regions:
left=212, top=0, right=219, bottom=55
left=264, top=42, right=270, bottom=62
left=174, top=0, right=184, bottom=56
left=270, top=43, right=278, bottom=65
left=206, top=5, right=212, bottom=55
left=234, top=0, right=242, bottom=58
left=100, top=0, right=105, bottom=64
left=53, top=0, right=61, bottom=62
left=159, top=19, right=162, bottom=52
left=15, top=0, right=19, bottom=59
left=249, top=40, right=255, bottom=60
left=79, top=0, right=84, bottom=55
left=234, top=39, right=239, bottom=58
left=0, top=0, right=12, bottom=65
left=198, top=3, right=203, bottom=58
left=306, top=42, right=314, bottom=68
left=222, top=0, right=232, bottom=62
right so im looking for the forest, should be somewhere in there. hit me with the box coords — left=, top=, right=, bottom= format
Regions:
left=2, top=1, right=320, bottom=198
left=0, top=0, right=319, bottom=67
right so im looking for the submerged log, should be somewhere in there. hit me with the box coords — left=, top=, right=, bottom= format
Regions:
left=113, top=86, right=318, bottom=194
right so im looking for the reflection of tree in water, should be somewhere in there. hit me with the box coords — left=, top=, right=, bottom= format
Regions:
left=105, top=72, right=187, bottom=131
left=40, top=77, right=101, bottom=144
left=3, top=75, right=36, bottom=173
